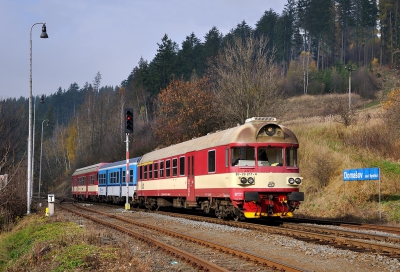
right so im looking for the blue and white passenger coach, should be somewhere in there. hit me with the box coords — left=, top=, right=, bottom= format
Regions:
left=98, top=157, right=140, bottom=203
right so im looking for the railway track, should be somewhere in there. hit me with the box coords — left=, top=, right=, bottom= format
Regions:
left=59, top=202, right=308, bottom=272
left=136, top=209, right=400, bottom=258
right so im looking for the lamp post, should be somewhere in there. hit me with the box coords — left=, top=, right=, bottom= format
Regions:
left=345, top=65, right=355, bottom=112
left=27, top=23, right=48, bottom=215
left=39, top=119, right=49, bottom=199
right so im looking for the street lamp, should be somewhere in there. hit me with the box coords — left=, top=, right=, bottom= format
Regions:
left=345, top=65, right=355, bottom=112
left=39, top=119, right=49, bottom=199
left=27, top=23, right=48, bottom=215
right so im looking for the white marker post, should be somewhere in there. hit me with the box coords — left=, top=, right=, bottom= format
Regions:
left=48, top=194, right=55, bottom=216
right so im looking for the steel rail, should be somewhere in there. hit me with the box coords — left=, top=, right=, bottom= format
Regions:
left=64, top=203, right=308, bottom=272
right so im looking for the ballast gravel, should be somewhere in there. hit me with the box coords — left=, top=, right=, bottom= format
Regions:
left=120, top=210, right=400, bottom=272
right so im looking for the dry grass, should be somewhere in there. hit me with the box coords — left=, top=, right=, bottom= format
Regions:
left=280, top=93, right=400, bottom=223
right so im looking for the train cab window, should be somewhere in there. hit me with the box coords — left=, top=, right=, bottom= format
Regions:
left=257, top=146, right=283, bottom=166
left=149, top=164, right=153, bottom=179
left=179, top=156, right=185, bottom=176
left=286, top=147, right=298, bottom=167
left=154, top=162, right=158, bottom=179
left=208, top=150, right=216, bottom=173
left=172, top=158, right=178, bottom=177
left=166, top=160, right=171, bottom=177
left=160, top=161, right=164, bottom=178
left=231, top=146, right=255, bottom=166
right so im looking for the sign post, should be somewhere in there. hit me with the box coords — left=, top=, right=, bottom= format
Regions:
left=47, top=193, right=55, bottom=216
left=343, top=168, right=381, bottom=220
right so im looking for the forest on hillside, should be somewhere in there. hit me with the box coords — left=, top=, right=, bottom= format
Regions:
left=2, top=0, right=400, bottom=225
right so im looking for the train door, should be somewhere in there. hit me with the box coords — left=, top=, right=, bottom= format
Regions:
left=187, top=152, right=195, bottom=203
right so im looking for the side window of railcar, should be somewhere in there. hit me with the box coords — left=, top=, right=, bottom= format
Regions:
left=149, top=164, right=153, bottom=179
left=122, top=171, right=126, bottom=182
left=98, top=173, right=106, bottom=185
left=110, top=172, right=118, bottom=184
left=90, top=175, right=94, bottom=185
left=286, top=147, right=298, bottom=167
left=130, top=170, right=134, bottom=183
left=154, top=162, right=158, bottom=179
left=166, top=160, right=171, bottom=177
left=139, top=166, right=143, bottom=180
left=144, top=165, right=148, bottom=180
left=160, top=161, right=164, bottom=178
left=172, top=158, right=178, bottom=177
left=208, top=150, right=216, bottom=173
left=179, top=156, right=185, bottom=176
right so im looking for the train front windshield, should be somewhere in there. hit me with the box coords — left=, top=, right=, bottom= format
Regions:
left=231, top=146, right=298, bottom=167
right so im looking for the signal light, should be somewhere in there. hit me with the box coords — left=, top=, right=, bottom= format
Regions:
left=124, top=108, right=133, bottom=133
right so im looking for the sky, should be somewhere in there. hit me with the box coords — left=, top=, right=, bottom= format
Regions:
left=0, top=0, right=286, bottom=99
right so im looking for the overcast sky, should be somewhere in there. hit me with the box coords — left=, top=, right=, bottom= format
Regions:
left=0, top=0, right=286, bottom=99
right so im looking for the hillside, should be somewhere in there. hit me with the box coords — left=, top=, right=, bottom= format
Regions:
left=280, top=92, right=400, bottom=224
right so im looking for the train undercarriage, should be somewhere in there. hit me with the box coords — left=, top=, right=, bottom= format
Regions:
left=135, top=191, right=303, bottom=220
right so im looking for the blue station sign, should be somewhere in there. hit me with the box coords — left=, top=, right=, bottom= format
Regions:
left=343, top=167, right=380, bottom=181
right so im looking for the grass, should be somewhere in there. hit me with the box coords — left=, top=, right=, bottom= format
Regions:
left=0, top=212, right=152, bottom=271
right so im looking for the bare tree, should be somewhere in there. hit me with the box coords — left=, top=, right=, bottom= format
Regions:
left=210, top=35, right=284, bottom=125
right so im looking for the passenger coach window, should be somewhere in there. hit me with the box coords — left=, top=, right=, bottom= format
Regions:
left=166, top=160, right=171, bottom=177
left=110, top=172, right=119, bottom=184
left=154, top=162, right=158, bottom=179
left=139, top=166, right=143, bottom=180
left=160, top=161, right=164, bottom=178
left=179, top=157, right=185, bottom=176
left=286, top=147, right=298, bottom=167
left=144, top=165, right=148, bottom=180
left=172, top=158, right=177, bottom=177
left=208, top=150, right=216, bottom=172
left=130, top=170, right=134, bottom=183
left=149, top=164, right=153, bottom=179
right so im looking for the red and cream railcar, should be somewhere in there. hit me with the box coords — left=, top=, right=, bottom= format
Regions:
left=72, top=162, right=108, bottom=201
left=136, top=117, right=304, bottom=220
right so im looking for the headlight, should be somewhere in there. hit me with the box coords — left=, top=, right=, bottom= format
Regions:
left=295, top=178, right=302, bottom=184
left=248, top=177, right=255, bottom=184
left=240, top=177, right=247, bottom=184
left=288, top=178, right=295, bottom=184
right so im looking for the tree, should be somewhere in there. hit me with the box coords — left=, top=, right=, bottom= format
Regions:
left=255, top=9, right=278, bottom=52
left=211, top=35, right=284, bottom=125
left=149, top=34, right=179, bottom=95
left=93, top=71, right=102, bottom=92
left=177, top=33, right=204, bottom=80
left=382, top=87, right=400, bottom=134
left=153, top=77, right=220, bottom=146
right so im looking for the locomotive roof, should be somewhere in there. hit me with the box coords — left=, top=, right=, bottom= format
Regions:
left=140, top=117, right=298, bottom=164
